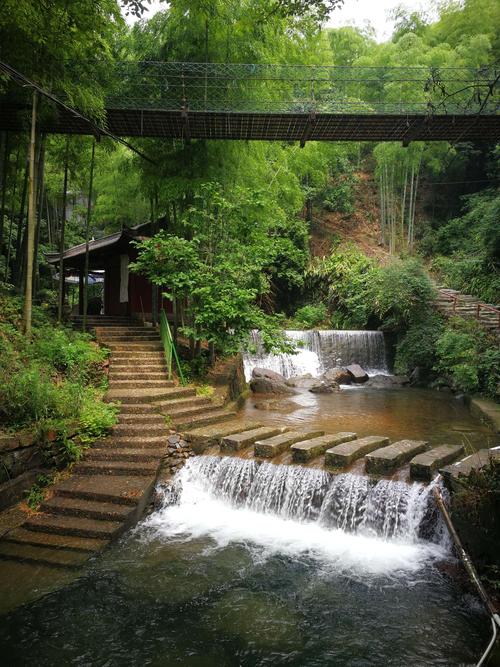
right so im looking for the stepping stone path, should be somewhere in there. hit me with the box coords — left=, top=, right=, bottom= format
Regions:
left=291, top=432, right=357, bottom=463
left=254, top=430, right=324, bottom=458
left=0, top=317, right=233, bottom=570
left=365, top=440, right=428, bottom=474
left=410, top=444, right=464, bottom=480
left=325, top=436, right=390, bottom=468
left=440, top=447, right=500, bottom=489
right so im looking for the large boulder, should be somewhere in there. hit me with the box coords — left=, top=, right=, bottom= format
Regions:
left=345, top=364, right=369, bottom=383
left=250, top=377, right=295, bottom=395
left=251, top=367, right=287, bottom=383
left=309, top=381, right=340, bottom=394
left=322, top=368, right=352, bottom=385
left=365, top=374, right=410, bottom=388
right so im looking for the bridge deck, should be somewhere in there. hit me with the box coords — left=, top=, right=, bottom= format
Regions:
left=2, top=105, right=499, bottom=142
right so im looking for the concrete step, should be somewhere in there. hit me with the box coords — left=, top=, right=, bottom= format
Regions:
left=185, top=420, right=263, bottom=453
left=86, top=447, right=165, bottom=463
left=440, top=448, right=500, bottom=486
left=108, top=379, right=174, bottom=389
left=110, top=372, right=168, bottom=381
left=73, top=460, right=158, bottom=477
left=112, top=423, right=169, bottom=436
left=106, top=343, right=163, bottom=352
left=118, top=413, right=166, bottom=424
left=110, top=351, right=164, bottom=359
left=118, top=403, right=160, bottom=414
left=254, top=430, right=324, bottom=458
left=410, top=444, right=465, bottom=481
left=2, top=527, right=108, bottom=553
left=54, top=474, right=153, bottom=506
left=153, top=396, right=211, bottom=411
left=41, top=496, right=136, bottom=521
left=0, top=541, right=90, bottom=569
left=160, top=403, right=220, bottom=420
left=365, top=439, right=429, bottom=474
left=291, top=432, right=357, bottom=463
left=99, top=335, right=160, bottom=343
left=221, top=426, right=285, bottom=452
left=325, top=436, right=390, bottom=468
left=175, top=410, right=237, bottom=431
left=106, top=387, right=195, bottom=404
left=24, top=514, right=124, bottom=539
left=104, top=435, right=167, bottom=448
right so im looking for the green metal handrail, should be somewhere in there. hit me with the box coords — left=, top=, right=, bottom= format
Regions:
left=159, top=309, right=186, bottom=386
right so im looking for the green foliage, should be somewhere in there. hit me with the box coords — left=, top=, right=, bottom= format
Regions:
left=393, top=314, right=445, bottom=378
left=79, top=391, right=119, bottom=445
left=195, top=384, right=214, bottom=398
left=307, top=243, right=377, bottom=328
left=292, top=304, right=328, bottom=329
left=370, top=258, right=435, bottom=330
left=25, top=473, right=55, bottom=511
left=434, top=318, right=499, bottom=396
left=321, top=181, right=355, bottom=214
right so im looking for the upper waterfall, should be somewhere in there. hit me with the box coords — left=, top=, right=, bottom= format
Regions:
left=244, top=329, right=388, bottom=380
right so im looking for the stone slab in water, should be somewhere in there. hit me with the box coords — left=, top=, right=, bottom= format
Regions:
left=291, top=432, right=357, bottom=463
left=2, top=527, right=108, bottom=553
left=0, top=541, right=89, bottom=569
left=325, top=436, right=390, bottom=468
left=185, top=421, right=263, bottom=453
left=365, top=440, right=429, bottom=474
left=440, top=447, right=500, bottom=486
left=221, top=427, right=285, bottom=452
left=345, top=364, right=369, bottom=383
left=410, top=444, right=464, bottom=481
left=254, top=430, right=324, bottom=458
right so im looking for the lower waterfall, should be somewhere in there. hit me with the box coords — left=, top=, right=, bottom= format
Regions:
left=145, top=456, right=448, bottom=576
left=244, top=329, right=388, bottom=380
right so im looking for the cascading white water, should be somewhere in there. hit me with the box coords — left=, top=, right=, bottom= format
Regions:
left=145, top=456, right=448, bottom=576
left=244, top=329, right=388, bottom=380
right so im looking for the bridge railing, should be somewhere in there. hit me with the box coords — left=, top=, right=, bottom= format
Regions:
left=105, top=61, right=499, bottom=115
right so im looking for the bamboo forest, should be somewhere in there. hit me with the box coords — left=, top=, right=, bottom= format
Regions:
left=0, top=1, right=499, bottom=665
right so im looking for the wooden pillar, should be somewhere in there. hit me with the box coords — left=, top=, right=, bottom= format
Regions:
left=22, top=91, right=38, bottom=336
left=82, top=139, right=96, bottom=333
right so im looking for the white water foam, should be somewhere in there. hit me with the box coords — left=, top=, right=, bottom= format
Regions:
left=141, top=457, right=447, bottom=577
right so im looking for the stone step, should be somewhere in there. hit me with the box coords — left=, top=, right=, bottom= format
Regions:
left=221, top=426, right=285, bottom=452
left=110, top=352, right=164, bottom=360
left=112, top=423, right=169, bottom=436
left=95, top=326, right=153, bottom=333
left=254, top=430, right=324, bottom=458
left=291, top=432, right=357, bottom=463
left=185, top=421, right=264, bottom=453
left=160, top=403, right=220, bottom=420
left=119, top=403, right=161, bottom=414
left=100, top=336, right=160, bottom=343
left=104, top=435, right=167, bottom=448
left=118, top=413, right=166, bottom=424
left=73, top=460, right=158, bottom=477
left=175, top=410, right=237, bottom=431
left=110, top=372, right=168, bottom=381
left=0, top=541, right=90, bottom=569
left=410, top=444, right=465, bottom=481
left=2, top=527, right=108, bottom=553
left=153, top=396, right=211, bottom=411
left=106, top=387, right=195, bottom=404
left=85, top=447, right=165, bottom=463
left=108, top=379, right=174, bottom=389
left=41, top=496, right=136, bottom=522
left=440, top=447, right=500, bottom=485
left=365, top=439, right=429, bottom=474
left=106, top=343, right=163, bottom=352
left=325, top=436, right=390, bottom=468
left=24, top=514, right=123, bottom=539
left=54, top=474, right=153, bottom=506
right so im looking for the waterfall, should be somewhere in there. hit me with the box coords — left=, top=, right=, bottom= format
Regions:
left=244, top=329, right=388, bottom=380
left=157, top=456, right=444, bottom=544
left=146, top=456, right=448, bottom=575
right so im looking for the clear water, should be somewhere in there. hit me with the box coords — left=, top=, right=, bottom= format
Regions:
left=0, top=458, right=491, bottom=666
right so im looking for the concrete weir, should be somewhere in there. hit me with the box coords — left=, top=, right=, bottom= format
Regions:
left=254, top=430, right=324, bottom=458
left=291, top=432, right=357, bottom=463
left=410, top=444, right=464, bottom=481
left=365, top=440, right=429, bottom=475
left=325, top=436, right=390, bottom=468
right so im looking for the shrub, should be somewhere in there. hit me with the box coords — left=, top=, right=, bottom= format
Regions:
left=322, top=181, right=354, bottom=214
left=370, top=257, right=435, bottom=331
left=394, top=314, right=445, bottom=378
left=292, top=303, right=328, bottom=328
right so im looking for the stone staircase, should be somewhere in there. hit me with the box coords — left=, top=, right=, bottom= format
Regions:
left=182, top=420, right=478, bottom=482
left=0, top=318, right=233, bottom=570
left=435, top=287, right=500, bottom=337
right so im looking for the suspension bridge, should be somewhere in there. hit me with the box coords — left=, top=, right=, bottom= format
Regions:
left=1, top=62, right=499, bottom=143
